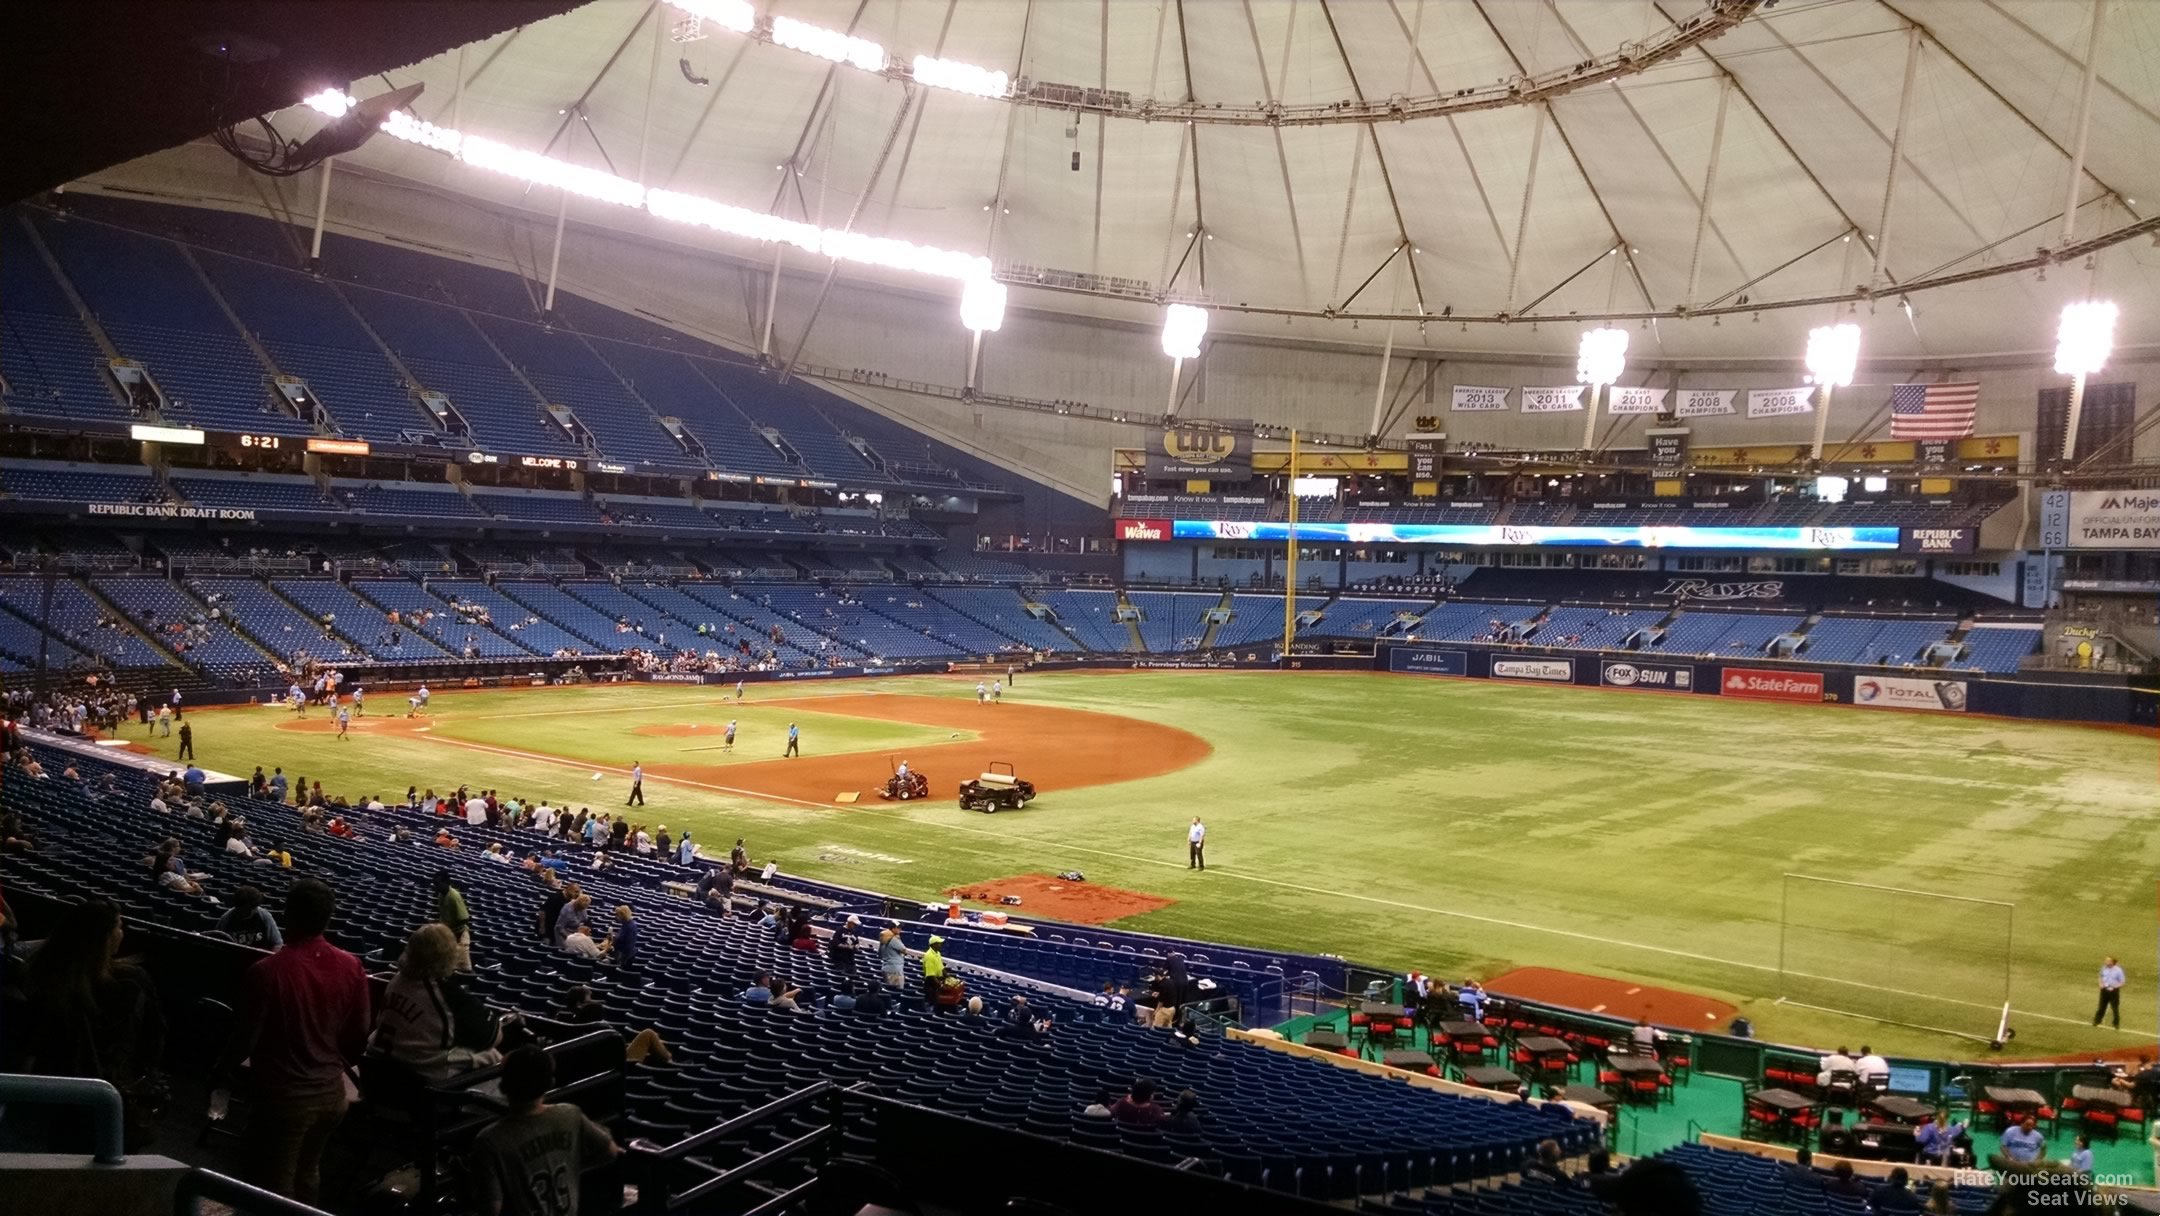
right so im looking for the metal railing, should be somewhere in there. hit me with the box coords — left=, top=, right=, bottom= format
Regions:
left=0, top=1073, right=126, bottom=1164
left=174, top=1168, right=335, bottom=1216
left=626, top=1081, right=839, bottom=1213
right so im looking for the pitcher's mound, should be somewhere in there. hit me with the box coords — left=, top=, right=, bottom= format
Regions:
left=946, top=874, right=1172, bottom=926
left=1483, top=966, right=1737, bottom=1027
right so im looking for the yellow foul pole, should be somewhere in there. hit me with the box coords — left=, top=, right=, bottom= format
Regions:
left=1282, top=429, right=1298, bottom=656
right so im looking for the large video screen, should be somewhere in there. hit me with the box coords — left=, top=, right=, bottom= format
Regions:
left=1168, top=520, right=1901, bottom=550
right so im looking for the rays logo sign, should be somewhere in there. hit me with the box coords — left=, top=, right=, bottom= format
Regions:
left=1148, top=422, right=1251, bottom=479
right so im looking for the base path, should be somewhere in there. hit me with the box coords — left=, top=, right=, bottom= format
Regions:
left=1484, top=966, right=1738, bottom=1028
left=276, top=693, right=1212, bottom=808
left=945, top=873, right=1174, bottom=926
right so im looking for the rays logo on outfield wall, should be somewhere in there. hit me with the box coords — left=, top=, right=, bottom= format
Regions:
left=1148, top=423, right=1250, bottom=479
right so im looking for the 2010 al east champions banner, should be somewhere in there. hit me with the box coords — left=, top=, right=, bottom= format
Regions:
left=1606, top=387, right=1667, bottom=415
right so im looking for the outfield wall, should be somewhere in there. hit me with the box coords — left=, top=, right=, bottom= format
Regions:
left=1369, top=641, right=2155, bottom=728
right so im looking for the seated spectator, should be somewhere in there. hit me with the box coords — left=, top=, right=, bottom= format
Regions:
left=829, top=982, right=858, bottom=1012
left=1870, top=1166, right=1923, bottom=1212
left=553, top=894, right=592, bottom=948
left=852, top=983, right=890, bottom=1015
left=1168, top=1089, right=1202, bottom=1131
left=1915, top=1108, right=1967, bottom=1165
left=1782, top=1147, right=1820, bottom=1189
left=367, top=923, right=503, bottom=1083
left=1170, top=1013, right=1201, bottom=1048
left=1997, top=1115, right=2045, bottom=1166
left=1082, top=1088, right=1115, bottom=1118
left=1587, top=1158, right=1701, bottom=1216
left=19, top=899, right=165, bottom=1151
left=1825, top=1161, right=1865, bottom=1197
left=1854, top=1044, right=1890, bottom=1088
left=1109, top=1079, right=1168, bottom=1126
left=2069, top=1134, right=2094, bottom=1175
left=469, top=1046, right=619, bottom=1216
left=739, top=973, right=775, bottom=1004
left=1521, top=1138, right=1568, bottom=1184
left=562, top=923, right=608, bottom=961
left=694, top=865, right=734, bottom=915
left=216, top=885, right=284, bottom=950
left=1816, top=1045, right=1856, bottom=1088
left=770, top=984, right=805, bottom=1013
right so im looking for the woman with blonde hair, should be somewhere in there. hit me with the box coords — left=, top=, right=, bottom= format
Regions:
left=366, top=923, right=501, bottom=1081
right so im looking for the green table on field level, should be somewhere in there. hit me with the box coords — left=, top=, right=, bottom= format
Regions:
left=1437, top=1021, right=1488, bottom=1042
left=1748, top=1088, right=1816, bottom=1114
left=1516, top=1036, right=1572, bottom=1058
left=1305, top=1030, right=1349, bottom=1052
left=1555, top=1084, right=1618, bottom=1111
left=1982, top=1086, right=2049, bottom=1114
left=1460, top=1066, right=1524, bottom=1093
left=1359, top=1001, right=1406, bottom=1019
left=1382, top=1049, right=1438, bottom=1073
left=1605, top=1055, right=1665, bottom=1078
left=1865, top=1094, right=1935, bottom=1123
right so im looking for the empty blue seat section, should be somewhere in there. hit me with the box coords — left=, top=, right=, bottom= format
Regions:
left=1306, top=597, right=1435, bottom=640
left=5, top=739, right=1599, bottom=1202
left=266, top=579, right=452, bottom=660
left=350, top=578, right=538, bottom=658
left=675, top=584, right=852, bottom=664
left=2, top=219, right=131, bottom=422
left=751, top=584, right=958, bottom=660
left=1655, top=611, right=1804, bottom=656
left=339, top=284, right=579, bottom=458
left=428, top=579, right=593, bottom=656
left=923, top=587, right=1083, bottom=652
left=598, top=499, right=723, bottom=532
left=335, top=480, right=489, bottom=519
left=172, top=473, right=331, bottom=513
left=1530, top=606, right=1667, bottom=651
left=34, top=215, right=306, bottom=435
left=470, top=315, right=699, bottom=471
left=853, top=587, right=1024, bottom=654
left=1034, top=589, right=1133, bottom=651
left=709, top=370, right=882, bottom=480
left=190, top=577, right=361, bottom=666
left=1123, top=591, right=1221, bottom=652
left=931, top=553, right=1034, bottom=583
left=1957, top=626, right=2037, bottom=673
left=194, top=251, right=434, bottom=443
left=1415, top=601, right=1544, bottom=642
left=496, top=582, right=645, bottom=653
left=2, top=462, right=163, bottom=504
left=90, top=576, right=265, bottom=678
left=0, top=574, right=174, bottom=670
left=582, top=338, right=799, bottom=476
left=1212, top=595, right=1326, bottom=649
left=1805, top=616, right=1954, bottom=664
left=469, top=491, right=607, bottom=526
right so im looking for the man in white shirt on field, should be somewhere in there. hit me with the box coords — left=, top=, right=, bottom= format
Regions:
left=1187, top=817, right=1206, bottom=871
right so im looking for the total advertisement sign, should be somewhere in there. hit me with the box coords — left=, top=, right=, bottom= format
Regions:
left=1720, top=667, right=1824, bottom=703
left=1491, top=658, right=1573, bottom=682
left=1599, top=660, right=1695, bottom=692
left=1115, top=518, right=1173, bottom=542
left=1853, top=675, right=1967, bottom=712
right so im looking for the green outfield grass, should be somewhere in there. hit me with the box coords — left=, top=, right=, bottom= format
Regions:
left=138, top=672, right=2157, bottom=1061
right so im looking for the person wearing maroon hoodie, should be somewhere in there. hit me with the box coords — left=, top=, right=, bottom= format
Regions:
left=223, top=878, right=371, bottom=1203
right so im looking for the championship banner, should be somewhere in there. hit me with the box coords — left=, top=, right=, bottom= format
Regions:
left=1606, top=386, right=1667, bottom=415
left=1720, top=667, right=1823, bottom=703
left=1853, top=675, right=1966, bottom=712
left=1599, top=660, right=1695, bottom=692
left=1521, top=385, right=1586, bottom=414
left=1491, top=657, right=1573, bottom=682
left=1405, top=436, right=1444, bottom=480
left=2061, top=490, right=2160, bottom=549
left=1747, top=386, right=1815, bottom=418
left=1148, top=422, right=1250, bottom=479
left=1451, top=385, right=1510, bottom=412
left=1676, top=390, right=1736, bottom=417
left=1646, top=428, right=1689, bottom=472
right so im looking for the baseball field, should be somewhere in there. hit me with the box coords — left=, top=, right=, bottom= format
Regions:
left=131, top=670, right=2156, bottom=1060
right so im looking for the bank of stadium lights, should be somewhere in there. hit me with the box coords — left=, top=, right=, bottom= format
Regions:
left=1575, top=326, right=1627, bottom=449
left=1161, top=304, right=1209, bottom=360
left=1804, top=322, right=1860, bottom=462
left=670, top=3, right=1007, bottom=98
left=959, top=277, right=1007, bottom=334
left=2055, top=299, right=2117, bottom=461
left=302, top=89, right=356, bottom=118
left=376, top=109, right=990, bottom=286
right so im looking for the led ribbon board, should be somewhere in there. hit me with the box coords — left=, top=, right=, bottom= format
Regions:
left=1167, top=520, right=1902, bottom=551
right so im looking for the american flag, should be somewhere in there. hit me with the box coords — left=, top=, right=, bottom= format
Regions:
left=1889, top=382, right=1978, bottom=439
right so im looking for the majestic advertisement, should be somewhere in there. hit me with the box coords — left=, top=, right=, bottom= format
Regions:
left=1899, top=527, right=1978, bottom=554
left=1719, top=667, right=1824, bottom=703
left=1147, top=423, right=1250, bottom=479
left=1492, top=658, right=1573, bottom=682
left=1115, top=518, right=1173, bottom=542
left=1387, top=647, right=1469, bottom=677
left=1599, top=660, right=1695, bottom=692
left=1406, top=436, right=1444, bottom=480
left=1168, top=520, right=1900, bottom=551
left=2060, top=490, right=2160, bottom=549
left=1852, top=675, right=1966, bottom=712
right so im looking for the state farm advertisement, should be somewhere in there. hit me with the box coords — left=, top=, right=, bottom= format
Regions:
left=1720, top=667, right=1824, bottom=703
left=1853, top=675, right=1966, bottom=712
left=1115, top=518, right=1172, bottom=542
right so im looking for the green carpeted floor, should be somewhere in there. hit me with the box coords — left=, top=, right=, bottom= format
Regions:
left=1288, top=1010, right=2153, bottom=1184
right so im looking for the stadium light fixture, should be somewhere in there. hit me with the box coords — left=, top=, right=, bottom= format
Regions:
left=303, top=89, right=356, bottom=118
left=960, top=276, right=1006, bottom=333
left=671, top=0, right=754, bottom=33
left=2055, top=299, right=2117, bottom=460
left=913, top=55, right=1009, bottom=98
left=1804, top=322, right=1860, bottom=462
left=1161, top=304, right=1208, bottom=360
left=1575, top=326, right=1628, bottom=449
left=771, top=15, right=885, bottom=71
